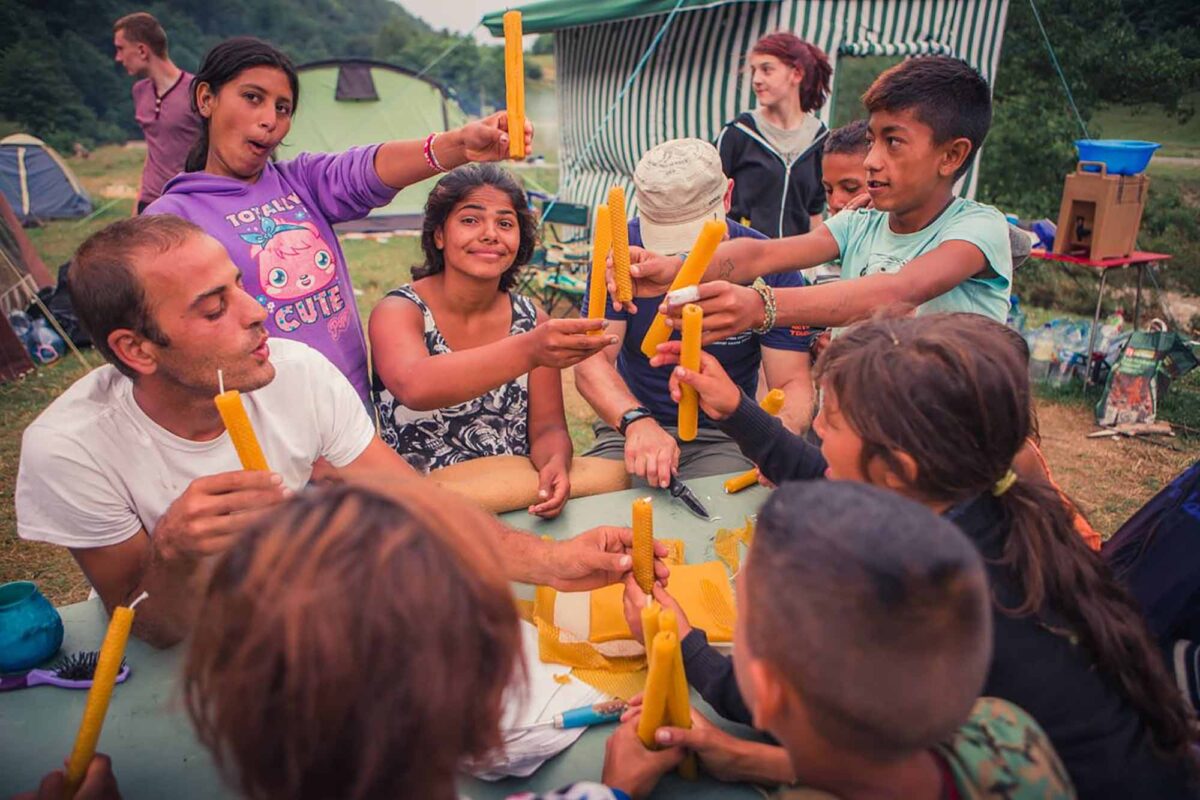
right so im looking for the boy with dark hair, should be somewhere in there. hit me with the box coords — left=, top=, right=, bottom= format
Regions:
left=820, top=118, right=870, bottom=214
left=605, top=481, right=1073, bottom=798
left=623, top=56, right=1014, bottom=340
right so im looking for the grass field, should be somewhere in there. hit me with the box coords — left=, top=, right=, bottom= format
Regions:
left=1092, top=92, right=1200, bottom=159
left=4, top=109, right=1200, bottom=604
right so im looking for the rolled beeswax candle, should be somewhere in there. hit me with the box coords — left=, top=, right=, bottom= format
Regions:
left=760, top=388, right=785, bottom=415
left=215, top=388, right=270, bottom=471
left=608, top=186, right=633, bottom=304
left=640, top=600, right=660, bottom=652
left=639, top=218, right=727, bottom=358
left=64, top=603, right=136, bottom=797
left=723, top=389, right=787, bottom=493
left=587, top=204, right=612, bottom=334
left=632, top=497, right=654, bottom=596
left=636, top=630, right=677, bottom=748
left=677, top=304, right=703, bottom=442
left=503, top=11, right=526, bottom=160
left=658, top=608, right=698, bottom=780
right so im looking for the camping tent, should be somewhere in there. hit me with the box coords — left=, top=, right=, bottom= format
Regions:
left=282, top=58, right=468, bottom=230
left=483, top=0, right=1010, bottom=213
left=0, top=134, right=92, bottom=222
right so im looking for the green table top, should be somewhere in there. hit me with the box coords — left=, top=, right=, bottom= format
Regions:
left=0, top=473, right=770, bottom=799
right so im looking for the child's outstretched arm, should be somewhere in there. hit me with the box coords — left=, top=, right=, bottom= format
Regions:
left=652, top=343, right=827, bottom=484
left=373, top=111, right=535, bottom=189
left=369, top=296, right=613, bottom=411
left=611, top=227, right=840, bottom=312
left=659, top=239, right=990, bottom=343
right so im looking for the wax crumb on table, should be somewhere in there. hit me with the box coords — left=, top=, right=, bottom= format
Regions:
left=553, top=673, right=572, bottom=685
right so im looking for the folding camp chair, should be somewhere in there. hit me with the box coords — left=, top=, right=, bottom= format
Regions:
left=515, top=191, right=592, bottom=317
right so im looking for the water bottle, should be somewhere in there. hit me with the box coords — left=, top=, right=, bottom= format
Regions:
left=26, top=317, right=64, bottom=365
left=1027, top=324, right=1055, bottom=383
left=7, top=309, right=31, bottom=342
left=1006, top=295, right=1027, bottom=334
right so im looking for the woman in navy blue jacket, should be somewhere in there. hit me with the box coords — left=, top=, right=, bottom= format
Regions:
left=717, top=32, right=832, bottom=238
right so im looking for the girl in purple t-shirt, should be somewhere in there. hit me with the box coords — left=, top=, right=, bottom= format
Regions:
left=146, top=36, right=531, bottom=402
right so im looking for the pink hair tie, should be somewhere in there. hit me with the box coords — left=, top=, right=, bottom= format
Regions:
left=423, top=133, right=448, bottom=173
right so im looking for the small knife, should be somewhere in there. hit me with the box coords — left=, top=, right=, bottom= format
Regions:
left=668, top=476, right=711, bottom=520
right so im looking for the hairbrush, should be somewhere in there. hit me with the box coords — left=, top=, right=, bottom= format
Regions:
left=0, top=651, right=130, bottom=691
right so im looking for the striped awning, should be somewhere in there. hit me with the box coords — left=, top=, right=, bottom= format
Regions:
left=511, top=0, right=1009, bottom=211
left=839, top=38, right=957, bottom=57
left=482, top=0, right=773, bottom=35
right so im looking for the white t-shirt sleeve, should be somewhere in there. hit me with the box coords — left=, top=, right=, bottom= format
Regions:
left=16, top=427, right=144, bottom=549
left=304, top=348, right=377, bottom=467
left=939, top=204, right=1014, bottom=282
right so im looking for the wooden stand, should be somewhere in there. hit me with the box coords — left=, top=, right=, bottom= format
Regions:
left=1054, top=161, right=1149, bottom=260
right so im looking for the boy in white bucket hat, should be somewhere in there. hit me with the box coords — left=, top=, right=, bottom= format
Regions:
left=575, top=138, right=816, bottom=488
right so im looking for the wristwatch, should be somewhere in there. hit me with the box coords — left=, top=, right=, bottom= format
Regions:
left=618, top=406, right=653, bottom=436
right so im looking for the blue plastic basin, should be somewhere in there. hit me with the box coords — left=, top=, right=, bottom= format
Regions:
left=1075, top=139, right=1161, bottom=176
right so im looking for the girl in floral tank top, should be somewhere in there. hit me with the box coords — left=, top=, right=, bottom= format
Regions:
left=369, top=164, right=613, bottom=518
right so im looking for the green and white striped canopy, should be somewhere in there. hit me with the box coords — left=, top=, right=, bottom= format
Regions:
left=487, top=0, right=1009, bottom=214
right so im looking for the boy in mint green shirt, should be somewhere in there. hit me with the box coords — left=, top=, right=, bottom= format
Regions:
left=826, top=197, right=1011, bottom=320
left=619, top=56, right=1014, bottom=342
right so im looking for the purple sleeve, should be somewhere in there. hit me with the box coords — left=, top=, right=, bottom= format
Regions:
left=276, top=146, right=398, bottom=224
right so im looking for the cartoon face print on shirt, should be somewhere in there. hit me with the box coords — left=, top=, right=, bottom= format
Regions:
left=858, top=251, right=909, bottom=278
left=240, top=217, right=336, bottom=300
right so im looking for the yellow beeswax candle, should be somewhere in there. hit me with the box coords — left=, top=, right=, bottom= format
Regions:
left=636, top=630, right=676, bottom=748
left=64, top=601, right=137, bottom=797
left=587, top=204, right=612, bottom=334
left=657, top=608, right=698, bottom=779
left=608, top=186, right=632, bottom=304
left=639, top=218, right=727, bottom=359
left=724, top=389, right=787, bottom=493
left=677, top=303, right=703, bottom=442
left=215, top=382, right=269, bottom=472
left=760, top=388, right=785, bottom=415
left=632, top=497, right=654, bottom=596
left=503, top=11, right=526, bottom=160
left=640, top=600, right=660, bottom=652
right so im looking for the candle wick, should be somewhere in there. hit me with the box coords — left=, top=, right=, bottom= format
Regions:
left=129, top=591, right=149, bottom=610
left=217, top=369, right=225, bottom=395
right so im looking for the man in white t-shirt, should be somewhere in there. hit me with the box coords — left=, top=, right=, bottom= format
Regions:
left=17, top=216, right=658, bottom=647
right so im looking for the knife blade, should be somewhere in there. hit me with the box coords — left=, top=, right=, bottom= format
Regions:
left=668, top=476, right=711, bottom=520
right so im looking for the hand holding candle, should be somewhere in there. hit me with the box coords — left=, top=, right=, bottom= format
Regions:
left=608, top=186, right=633, bottom=304
left=63, top=592, right=147, bottom=798
left=214, top=370, right=269, bottom=472
left=587, top=205, right=612, bottom=334
left=657, top=608, right=698, bottom=779
left=503, top=11, right=526, bottom=160
left=636, top=630, right=676, bottom=747
left=723, top=389, right=786, bottom=493
left=677, top=304, right=703, bottom=442
left=639, top=218, right=726, bottom=359
left=632, top=497, right=655, bottom=597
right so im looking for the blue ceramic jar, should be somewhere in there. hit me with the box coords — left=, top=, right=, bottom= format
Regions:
left=0, top=581, right=64, bottom=672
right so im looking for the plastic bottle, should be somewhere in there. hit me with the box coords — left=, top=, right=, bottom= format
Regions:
left=1027, top=324, right=1055, bottom=383
left=1006, top=295, right=1027, bottom=334
left=26, top=317, right=64, bottom=365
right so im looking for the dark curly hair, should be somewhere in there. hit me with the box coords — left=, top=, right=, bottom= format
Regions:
left=414, top=163, right=536, bottom=293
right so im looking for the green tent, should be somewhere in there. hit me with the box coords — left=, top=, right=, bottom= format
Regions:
left=283, top=58, right=468, bottom=230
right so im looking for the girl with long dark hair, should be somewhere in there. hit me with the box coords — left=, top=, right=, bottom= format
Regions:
left=640, top=313, right=1199, bottom=798
left=146, top=37, right=531, bottom=403
left=369, top=164, right=613, bottom=517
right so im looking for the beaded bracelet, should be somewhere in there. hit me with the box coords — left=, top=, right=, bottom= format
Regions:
left=750, top=277, right=777, bottom=334
left=423, top=133, right=448, bottom=173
